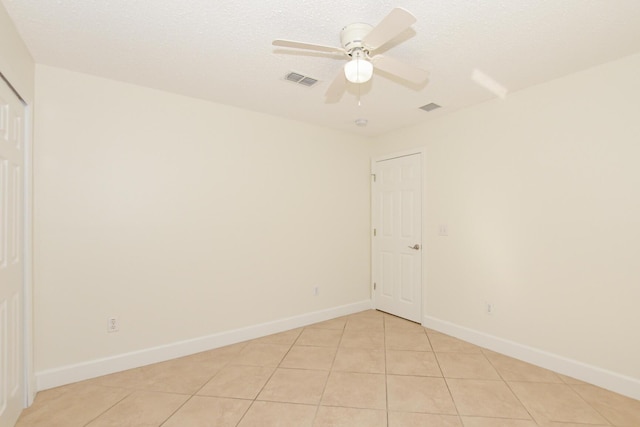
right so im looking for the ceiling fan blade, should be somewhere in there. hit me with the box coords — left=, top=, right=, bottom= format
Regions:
left=325, top=70, right=347, bottom=103
left=362, top=8, right=417, bottom=51
left=372, top=55, right=428, bottom=84
left=272, top=39, right=345, bottom=54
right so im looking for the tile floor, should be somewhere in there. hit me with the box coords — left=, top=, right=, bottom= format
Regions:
left=16, top=310, right=640, bottom=426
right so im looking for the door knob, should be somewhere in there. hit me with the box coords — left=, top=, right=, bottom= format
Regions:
left=408, top=244, right=420, bottom=250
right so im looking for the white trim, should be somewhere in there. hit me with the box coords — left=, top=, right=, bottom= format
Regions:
left=36, top=299, right=373, bottom=391
left=22, top=103, right=35, bottom=406
left=423, top=315, right=640, bottom=401
left=371, top=147, right=426, bottom=163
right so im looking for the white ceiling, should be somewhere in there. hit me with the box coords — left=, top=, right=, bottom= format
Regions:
left=3, top=0, right=640, bottom=136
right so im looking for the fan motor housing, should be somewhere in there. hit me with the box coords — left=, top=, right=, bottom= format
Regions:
left=340, top=23, right=373, bottom=54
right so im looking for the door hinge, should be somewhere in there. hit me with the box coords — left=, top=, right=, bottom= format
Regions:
left=373, top=282, right=377, bottom=290
left=373, top=228, right=377, bottom=237
left=371, top=173, right=376, bottom=182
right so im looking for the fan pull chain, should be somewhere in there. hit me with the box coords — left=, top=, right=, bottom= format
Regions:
left=357, top=57, right=362, bottom=106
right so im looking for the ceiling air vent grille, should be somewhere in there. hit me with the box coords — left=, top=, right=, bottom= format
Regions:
left=299, top=77, right=318, bottom=87
left=419, top=102, right=441, bottom=112
left=284, top=72, right=318, bottom=87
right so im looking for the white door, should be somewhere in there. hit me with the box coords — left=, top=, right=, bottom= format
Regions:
left=0, top=78, right=25, bottom=427
left=372, top=153, right=422, bottom=322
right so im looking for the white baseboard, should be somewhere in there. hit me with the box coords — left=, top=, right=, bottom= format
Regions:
left=36, top=299, right=373, bottom=391
left=423, top=315, right=640, bottom=401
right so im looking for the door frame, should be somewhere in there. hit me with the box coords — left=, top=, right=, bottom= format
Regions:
left=0, top=72, right=35, bottom=407
left=371, top=147, right=427, bottom=324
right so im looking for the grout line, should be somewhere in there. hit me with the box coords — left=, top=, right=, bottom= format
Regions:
left=383, top=313, right=390, bottom=427
left=565, top=383, right=614, bottom=426
left=81, top=389, right=135, bottom=427
left=158, top=394, right=195, bottom=427
left=190, top=357, right=235, bottom=397
left=438, top=354, right=462, bottom=420
left=481, top=349, right=539, bottom=423
left=500, top=381, right=541, bottom=424
left=231, top=354, right=287, bottom=426
left=312, top=316, right=347, bottom=424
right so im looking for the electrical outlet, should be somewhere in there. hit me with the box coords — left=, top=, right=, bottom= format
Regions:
left=438, top=224, right=448, bottom=236
left=107, top=317, right=119, bottom=333
left=313, top=286, right=319, bottom=296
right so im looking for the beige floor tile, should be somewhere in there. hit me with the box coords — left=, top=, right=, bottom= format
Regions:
left=92, top=351, right=228, bottom=394
left=162, top=396, right=250, bottom=427
left=86, top=390, right=189, bottom=427
left=389, top=412, right=462, bottom=426
left=570, top=383, right=640, bottom=427
left=257, top=368, right=328, bottom=404
left=483, top=351, right=563, bottom=383
left=426, top=330, right=483, bottom=353
left=384, top=315, right=425, bottom=332
left=89, top=367, right=152, bottom=392
left=460, top=417, right=537, bottom=427
left=386, top=350, right=442, bottom=377
left=386, top=330, right=432, bottom=351
left=207, top=341, right=249, bottom=357
left=237, top=401, right=316, bottom=427
left=508, top=381, right=608, bottom=425
left=15, top=383, right=131, bottom=427
left=314, top=406, right=387, bottom=427
left=387, top=375, right=457, bottom=414
left=437, top=353, right=501, bottom=380
left=321, top=371, right=387, bottom=410
left=230, top=343, right=291, bottom=367
left=306, top=317, right=348, bottom=330
left=197, top=365, right=275, bottom=399
left=178, top=350, right=240, bottom=374
left=350, top=309, right=385, bottom=319
left=345, top=316, right=385, bottom=331
left=296, top=328, right=343, bottom=347
left=20, top=313, right=638, bottom=427
left=332, top=347, right=385, bottom=373
left=556, top=374, right=588, bottom=385
left=447, top=379, right=531, bottom=419
left=252, top=328, right=302, bottom=345
left=340, top=329, right=385, bottom=349
left=280, top=345, right=337, bottom=370
left=535, top=423, right=610, bottom=427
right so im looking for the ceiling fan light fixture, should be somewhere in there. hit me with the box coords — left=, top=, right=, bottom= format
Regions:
left=344, top=52, right=373, bottom=83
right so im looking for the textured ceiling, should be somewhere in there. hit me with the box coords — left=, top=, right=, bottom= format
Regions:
left=3, top=0, right=640, bottom=136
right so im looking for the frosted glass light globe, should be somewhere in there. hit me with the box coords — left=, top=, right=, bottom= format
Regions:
left=344, top=57, right=373, bottom=83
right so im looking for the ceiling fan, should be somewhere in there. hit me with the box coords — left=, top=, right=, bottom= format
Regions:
left=272, top=8, right=428, bottom=102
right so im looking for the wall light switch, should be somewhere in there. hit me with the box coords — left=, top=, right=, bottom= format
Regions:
left=438, top=224, right=448, bottom=236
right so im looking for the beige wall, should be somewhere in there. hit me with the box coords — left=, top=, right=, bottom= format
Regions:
left=33, top=65, right=371, bottom=371
left=0, top=3, right=34, bottom=101
left=372, top=53, right=640, bottom=380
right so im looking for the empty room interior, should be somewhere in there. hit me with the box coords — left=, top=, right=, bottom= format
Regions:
left=1, top=1, right=640, bottom=426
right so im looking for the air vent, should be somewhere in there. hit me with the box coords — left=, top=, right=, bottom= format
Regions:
left=285, top=72, right=305, bottom=82
left=284, top=72, right=319, bottom=87
left=298, top=77, right=318, bottom=87
left=419, top=102, right=441, bottom=112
